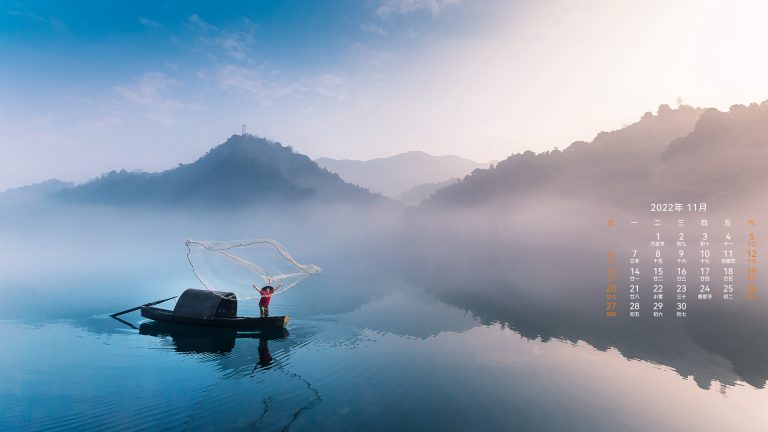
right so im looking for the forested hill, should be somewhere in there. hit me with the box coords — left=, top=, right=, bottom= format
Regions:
left=58, top=134, right=379, bottom=207
left=426, top=103, right=768, bottom=209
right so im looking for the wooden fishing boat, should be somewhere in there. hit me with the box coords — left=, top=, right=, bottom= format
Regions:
left=139, top=288, right=289, bottom=329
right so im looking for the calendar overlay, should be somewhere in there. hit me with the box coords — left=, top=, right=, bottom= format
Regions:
left=606, top=203, right=759, bottom=318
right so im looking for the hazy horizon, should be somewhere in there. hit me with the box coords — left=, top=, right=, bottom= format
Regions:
left=3, top=0, right=767, bottom=191
left=2, top=144, right=493, bottom=192
left=1, top=100, right=760, bottom=194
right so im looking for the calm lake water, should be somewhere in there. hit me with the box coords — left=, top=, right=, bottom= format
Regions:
left=2, top=285, right=768, bottom=431
left=1, top=207, right=767, bottom=431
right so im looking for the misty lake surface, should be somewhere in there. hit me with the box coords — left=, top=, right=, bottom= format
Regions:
left=1, top=208, right=767, bottom=431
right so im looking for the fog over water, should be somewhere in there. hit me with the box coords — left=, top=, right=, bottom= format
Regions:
left=2, top=190, right=766, bottom=389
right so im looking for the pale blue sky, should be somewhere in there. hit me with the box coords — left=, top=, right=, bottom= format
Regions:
left=1, top=0, right=767, bottom=190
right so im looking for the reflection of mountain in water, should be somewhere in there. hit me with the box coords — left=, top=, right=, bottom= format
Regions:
left=336, top=289, right=478, bottom=338
left=401, top=199, right=768, bottom=390
left=404, top=252, right=768, bottom=390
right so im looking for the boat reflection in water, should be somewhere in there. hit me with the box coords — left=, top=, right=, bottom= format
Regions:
left=139, top=320, right=289, bottom=366
left=136, top=321, right=320, bottom=429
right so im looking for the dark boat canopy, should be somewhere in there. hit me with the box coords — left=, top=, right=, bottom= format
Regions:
left=173, top=288, right=237, bottom=320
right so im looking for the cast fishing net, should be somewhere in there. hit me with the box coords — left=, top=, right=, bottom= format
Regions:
left=186, top=239, right=322, bottom=300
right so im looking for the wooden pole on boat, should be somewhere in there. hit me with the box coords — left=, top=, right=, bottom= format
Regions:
left=111, top=315, right=139, bottom=330
left=110, top=296, right=177, bottom=317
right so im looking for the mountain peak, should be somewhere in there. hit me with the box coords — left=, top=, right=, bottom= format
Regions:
left=57, top=135, right=377, bottom=207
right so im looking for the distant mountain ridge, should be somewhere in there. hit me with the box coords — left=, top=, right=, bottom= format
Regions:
left=397, top=178, right=459, bottom=206
left=12, top=102, right=764, bottom=211
left=425, top=103, right=759, bottom=209
left=2, top=179, right=73, bottom=197
left=315, top=151, right=490, bottom=198
left=58, top=134, right=377, bottom=206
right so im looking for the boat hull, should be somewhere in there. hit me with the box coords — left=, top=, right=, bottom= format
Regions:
left=141, top=306, right=289, bottom=329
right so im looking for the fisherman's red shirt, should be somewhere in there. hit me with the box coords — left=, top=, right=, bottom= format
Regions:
left=259, top=293, right=272, bottom=307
